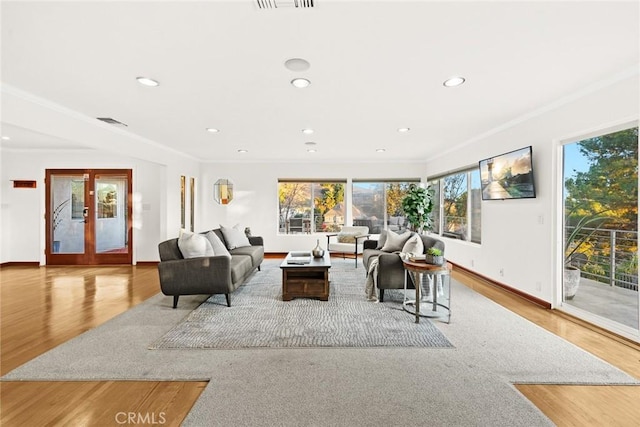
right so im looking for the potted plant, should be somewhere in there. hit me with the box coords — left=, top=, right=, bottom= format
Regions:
left=425, top=247, right=444, bottom=266
left=401, top=183, right=434, bottom=234
left=563, top=213, right=609, bottom=299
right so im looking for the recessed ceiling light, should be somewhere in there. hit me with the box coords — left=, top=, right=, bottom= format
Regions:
left=307, top=149, right=317, bottom=153
left=397, top=127, right=410, bottom=133
left=443, top=76, right=466, bottom=87
left=302, top=128, right=314, bottom=135
left=1, top=136, right=10, bottom=140
left=206, top=128, right=220, bottom=133
left=136, top=76, right=159, bottom=87
left=237, top=149, right=248, bottom=153
left=376, top=148, right=386, bottom=153
left=284, top=58, right=311, bottom=72
left=304, top=141, right=317, bottom=146
left=291, top=78, right=311, bottom=88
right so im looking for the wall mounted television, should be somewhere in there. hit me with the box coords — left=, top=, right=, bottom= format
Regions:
left=479, top=146, right=536, bottom=200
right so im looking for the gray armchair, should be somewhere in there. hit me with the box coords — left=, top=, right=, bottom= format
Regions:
left=362, top=234, right=445, bottom=302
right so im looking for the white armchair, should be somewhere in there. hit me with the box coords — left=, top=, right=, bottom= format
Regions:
left=326, top=226, right=370, bottom=268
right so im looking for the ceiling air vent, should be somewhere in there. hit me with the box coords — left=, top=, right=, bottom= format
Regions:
left=256, top=0, right=314, bottom=9
left=97, top=117, right=128, bottom=127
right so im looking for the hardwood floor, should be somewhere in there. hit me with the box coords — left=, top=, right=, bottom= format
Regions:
left=1, top=263, right=639, bottom=426
left=0, top=265, right=207, bottom=426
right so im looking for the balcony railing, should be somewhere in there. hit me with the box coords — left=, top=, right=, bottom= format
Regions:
left=566, top=226, right=638, bottom=292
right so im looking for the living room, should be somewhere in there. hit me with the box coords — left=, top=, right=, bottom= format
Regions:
left=1, top=1, right=639, bottom=425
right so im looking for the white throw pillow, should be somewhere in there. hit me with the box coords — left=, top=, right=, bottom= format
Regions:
left=401, top=234, right=424, bottom=255
left=178, top=231, right=214, bottom=258
left=381, top=230, right=412, bottom=252
left=220, top=224, right=251, bottom=250
left=204, top=230, right=232, bottom=259
left=376, top=230, right=388, bottom=250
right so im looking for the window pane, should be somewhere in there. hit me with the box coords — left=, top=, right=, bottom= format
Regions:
left=385, top=182, right=411, bottom=234
left=352, top=181, right=417, bottom=234
left=430, top=180, right=440, bottom=234
left=470, top=169, right=482, bottom=243
left=278, top=182, right=312, bottom=234
left=443, top=173, right=468, bottom=240
left=314, top=182, right=345, bottom=233
left=352, top=182, right=385, bottom=233
left=278, top=181, right=345, bottom=234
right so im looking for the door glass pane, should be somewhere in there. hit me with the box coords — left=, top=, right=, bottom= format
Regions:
left=50, top=175, right=85, bottom=253
left=563, top=126, right=638, bottom=332
left=95, top=175, right=128, bottom=254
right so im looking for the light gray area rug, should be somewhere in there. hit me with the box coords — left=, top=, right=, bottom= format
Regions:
left=3, top=259, right=638, bottom=426
left=150, top=260, right=453, bottom=349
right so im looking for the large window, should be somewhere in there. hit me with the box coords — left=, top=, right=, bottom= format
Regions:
left=352, top=180, right=419, bottom=234
left=278, top=180, right=346, bottom=234
left=429, top=168, right=482, bottom=243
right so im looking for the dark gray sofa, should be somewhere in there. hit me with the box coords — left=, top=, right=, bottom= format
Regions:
left=362, top=234, right=445, bottom=302
left=157, top=229, right=264, bottom=308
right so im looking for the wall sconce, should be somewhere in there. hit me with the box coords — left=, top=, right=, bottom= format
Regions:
left=214, top=179, right=233, bottom=205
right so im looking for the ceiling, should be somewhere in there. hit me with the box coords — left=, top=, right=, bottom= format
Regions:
left=1, top=1, right=638, bottom=163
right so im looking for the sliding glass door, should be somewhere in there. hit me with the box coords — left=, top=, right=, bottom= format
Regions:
left=561, top=124, right=639, bottom=337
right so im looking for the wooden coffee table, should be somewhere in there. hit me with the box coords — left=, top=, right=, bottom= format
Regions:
left=280, top=252, right=332, bottom=301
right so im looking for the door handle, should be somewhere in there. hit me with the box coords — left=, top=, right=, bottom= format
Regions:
left=83, top=207, right=89, bottom=223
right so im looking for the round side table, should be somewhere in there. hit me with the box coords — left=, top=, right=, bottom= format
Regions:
left=402, top=258, right=452, bottom=324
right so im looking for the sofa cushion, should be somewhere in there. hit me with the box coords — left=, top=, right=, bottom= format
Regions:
left=220, top=224, right=251, bottom=250
left=204, top=230, right=232, bottom=259
left=381, top=230, right=411, bottom=252
left=402, top=234, right=424, bottom=255
left=230, top=245, right=264, bottom=267
left=337, top=232, right=360, bottom=243
left=230, top=255, right=253, bottom=284
left=178, top=231, right=214, bottom=258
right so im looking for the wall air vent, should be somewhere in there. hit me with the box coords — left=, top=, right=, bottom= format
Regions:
left=97, top=117, right=128, bottom=127
left=256, top=0, right=314, bottom=9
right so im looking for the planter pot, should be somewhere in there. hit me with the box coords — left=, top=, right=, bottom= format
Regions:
left=425, top=254, right=444, bottom=266
left=563, top=266, right=581, bottom=300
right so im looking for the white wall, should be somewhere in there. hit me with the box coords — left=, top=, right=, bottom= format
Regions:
left=198, top=162, right=426, bottom=253
left=425, top=71, right=639, bottom=306
left=0, top=149, right=199, bottom=263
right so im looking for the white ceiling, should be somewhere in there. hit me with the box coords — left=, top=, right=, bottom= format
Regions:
left=1, top=0, right=639, bottom=163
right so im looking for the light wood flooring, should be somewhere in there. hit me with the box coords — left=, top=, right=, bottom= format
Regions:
left=1, top=262, right=639, bottom=426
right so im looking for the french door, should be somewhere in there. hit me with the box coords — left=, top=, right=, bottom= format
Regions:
left=45, top=169, right=133, bottom=265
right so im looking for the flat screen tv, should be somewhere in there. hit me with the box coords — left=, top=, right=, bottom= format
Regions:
left=479, top=146, right=536, bottom=200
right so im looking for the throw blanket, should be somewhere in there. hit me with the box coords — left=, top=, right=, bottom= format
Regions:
left=365, top=257, right=379, bottom=301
